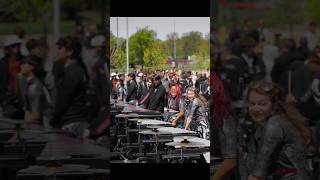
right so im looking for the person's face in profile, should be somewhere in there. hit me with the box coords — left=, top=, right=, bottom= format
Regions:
left=127, top=76, right=132, bottom=81
left=57, top=45, right=71, bottom=62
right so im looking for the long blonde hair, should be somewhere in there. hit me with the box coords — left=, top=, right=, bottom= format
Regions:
left=248, top=81, right=311, bottom=145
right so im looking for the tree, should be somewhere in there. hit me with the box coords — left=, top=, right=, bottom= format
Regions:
left=110, top=32, right=126, bottom=69
left=307, top=0, right=320, bottom=23
left=0, top=0, right=106, bottom=22
left=162, top=33, right=175, bottom=57
left=0, top=0, right=51, bottom=22
left=163, top=32, right=185, bottom=59
left=181, top=31, right=203, bottom=57
left=144, top=40, right=167, bottom=67
left=192, top=37, right=210, bottom=70
left=112, top=46, right=126, bottom=71
left=129, top=27, right=157, bottom=69
left=271, top=0, right=304, bottom=35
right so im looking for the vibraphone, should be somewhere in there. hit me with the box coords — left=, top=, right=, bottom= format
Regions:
left=0, top=118, right=109, bottom=180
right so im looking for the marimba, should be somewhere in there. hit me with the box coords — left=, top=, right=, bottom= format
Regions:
left=111, top=103, right=163, bottom=151
left=0, top=118, right=109, bottom=179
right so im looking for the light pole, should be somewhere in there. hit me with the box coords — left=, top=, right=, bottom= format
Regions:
left=126, top=17, right=129, bottom=75
left=53, top=0, right=60, bottom=42
left=173, top=17, right=177, bottom=68
left=116, top=17, right=119, bottom=48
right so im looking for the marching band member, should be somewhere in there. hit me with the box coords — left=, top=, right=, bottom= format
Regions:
left=239, top=81, right=310, bottom=180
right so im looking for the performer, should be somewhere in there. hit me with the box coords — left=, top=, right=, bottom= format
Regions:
left=116, top=79, right=125, bottom=102
left=211, top=72, right=238, bottom=180
left=125, top=73, right=138, bottom=103
left=184, top=86, right=209, bottom=138
left=21, top=56, right=52, bottom=126
left=137, top=73, right=148, bottom=100
left=239, top=81, right=311, bottom=180
left=167, top=83, right=182, bottom=111
left=50, top=36, right=89, bottom=138
left=145, top=75, right=166, bottom=113
left=167, top=83, right=184, bottom=127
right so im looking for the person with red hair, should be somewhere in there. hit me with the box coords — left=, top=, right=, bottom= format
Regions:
left=211, top=72, right=238, bottom=180
left=168, top=83, right=181, bottom=110
left=168, top=83, right=185, bottom=128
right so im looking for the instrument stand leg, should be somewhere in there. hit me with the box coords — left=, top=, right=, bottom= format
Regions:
left=125, top=118, right=130, bottom=144
left=113, top=138, right=122, bottom=152
left=138, top=124, right=142, bottom=154
left=180, top=148, right=184, bottom=163
left=156, top=135, right=159, bottom=163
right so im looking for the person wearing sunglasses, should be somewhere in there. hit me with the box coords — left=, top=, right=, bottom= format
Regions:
left=239, top=81, right=311, bottom=180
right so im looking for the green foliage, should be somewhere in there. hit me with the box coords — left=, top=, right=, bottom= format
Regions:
left=129, top=27, right=157, bottom=67
left=143, top=40, right=167, bottom=67
left=270, top=0, right=305, bottom=26
left=0, top=0, right=104, bottom=22
left=307, top=0, right=320, bottom=22
left=112, top=47, right=126, bottom=70
left=111, top=27, right=210, bottom=70
left=162, top=32, right=175, bottom=57
left=0, top=0, right=51, bottom=22
left=181, top=31, right=203, bottom=57
left=192, top=38, right=210, bottom=71
left=162, top=32, right=185, bottom=58
left=0, top=21, right=74, bottom=35
left=110, top=32, right=125, bottom=49
left=110, top=32, right=126, bottom=69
